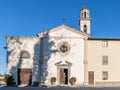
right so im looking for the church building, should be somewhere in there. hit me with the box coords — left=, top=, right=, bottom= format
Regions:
left=6, top=6, right=120, bottom=86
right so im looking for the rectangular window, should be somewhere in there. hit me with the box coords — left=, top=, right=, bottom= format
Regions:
left=102, top=41, right=108, bottom=47
left=102, top=71, right=108, bottom=80
left=102, top=56, right=108, bottom=65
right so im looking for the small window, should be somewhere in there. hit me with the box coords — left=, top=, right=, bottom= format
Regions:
left=84, top=12, right=86, bottom=18
left=84, top=25, right=87, bottom=33
left=20, top=51, right=30, bottom=58
left=102, top=41, right=108, bottom=47
left=81, top=13, right=83, bottom=17
left=102, top=56, right=108, bottom=65
left=102, top=71, right=108, bottom=80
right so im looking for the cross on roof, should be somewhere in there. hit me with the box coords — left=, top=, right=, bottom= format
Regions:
left=62, top=18, right=66, bottom=24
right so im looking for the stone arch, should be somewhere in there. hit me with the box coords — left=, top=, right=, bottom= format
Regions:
left=20, top=50, right=30, bottom=58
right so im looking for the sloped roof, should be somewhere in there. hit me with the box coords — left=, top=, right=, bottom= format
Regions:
left=37, top=24, right=89, bottom=38
left=88, top=37, right=120, bottom=41
left=81, top=6, right=89, bottom=11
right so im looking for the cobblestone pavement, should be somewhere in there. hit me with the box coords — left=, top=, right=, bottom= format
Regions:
left=1, top=86, right=120, bottom=90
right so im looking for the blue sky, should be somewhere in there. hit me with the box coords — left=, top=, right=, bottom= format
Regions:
left=0, top=0, right=120, bottom=74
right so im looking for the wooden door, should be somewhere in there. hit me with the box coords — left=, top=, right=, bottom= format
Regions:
left=18, top=68, right=32, bottom=85
left=60, top=68, right=66, bottom=84
left=88, top=71, right=94, bottom=85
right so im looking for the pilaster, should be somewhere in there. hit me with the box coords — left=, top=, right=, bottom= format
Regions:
left=84, top=39, right=88, bottom=85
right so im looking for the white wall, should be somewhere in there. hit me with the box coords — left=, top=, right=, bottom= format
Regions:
left=6, top=27, right=86, bottom=85
left=43, top=28, right=85, bottom=85
left=6, top=37, right=40, bottom=83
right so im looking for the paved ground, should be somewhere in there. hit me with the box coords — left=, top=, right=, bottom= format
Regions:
left=1, top=86, right=120, bottom=90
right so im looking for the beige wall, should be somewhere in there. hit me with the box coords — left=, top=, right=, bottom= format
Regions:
left=87, top=40, right=120, bottom=84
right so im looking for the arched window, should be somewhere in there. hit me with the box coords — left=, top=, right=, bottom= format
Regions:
left=20, top=51, right=30, bottom=58
left=84, top=25, right=87, bottom=33
left=84, top=12, right=86, bottom=18
left=81, top=13, right=83, bottom=18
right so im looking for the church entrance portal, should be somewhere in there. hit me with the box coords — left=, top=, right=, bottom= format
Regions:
left=55, top=61, right=72, bottom=85
left=60, top=68, right=68, bottom=85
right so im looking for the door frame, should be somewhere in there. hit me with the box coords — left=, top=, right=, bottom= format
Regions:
left=57, top=66, right=70, bottom=85
left=88, top=71, right=94, bottom=85
left=59, top=68, right=68, bottom=85
left=17, top=68, right=32, bottom=85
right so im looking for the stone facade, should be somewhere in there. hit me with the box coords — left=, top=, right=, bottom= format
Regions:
left=6, top=25, right=89, bottom=85
left=41, top=27, right=86, bottom=85
left=6, top=36, right=40, bottom=85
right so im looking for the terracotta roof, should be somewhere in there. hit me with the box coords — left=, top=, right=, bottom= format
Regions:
left=88, top=38, right=120, bottom=41
left=81, top=6, right=89, bottom=11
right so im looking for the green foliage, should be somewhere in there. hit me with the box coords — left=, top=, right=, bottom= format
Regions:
left=4, top=74, right=14, bottom=83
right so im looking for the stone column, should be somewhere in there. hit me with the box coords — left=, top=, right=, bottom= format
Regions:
left=83, top=38, right=88, bottom=85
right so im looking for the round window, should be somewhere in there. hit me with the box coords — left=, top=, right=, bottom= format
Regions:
left=60, top=45, right=68, bottom=53
left=58, top=42, right=70, bottom=56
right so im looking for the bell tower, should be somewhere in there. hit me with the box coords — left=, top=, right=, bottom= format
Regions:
left=80, top=6, right=91, bottom=34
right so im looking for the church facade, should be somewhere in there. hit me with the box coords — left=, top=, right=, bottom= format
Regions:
left=6, top=7, right=120, bottom=86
